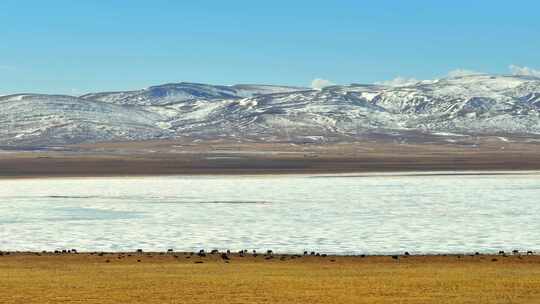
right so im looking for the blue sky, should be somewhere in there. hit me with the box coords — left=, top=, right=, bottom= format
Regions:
left=1, top=0, right=539, bottom=95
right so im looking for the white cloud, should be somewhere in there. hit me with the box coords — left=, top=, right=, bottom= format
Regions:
left=372, top=66, right=538, bottom=87
left=311, top=78, right=335, bottom=89
left=447, top=69, right=482, bottom=78
left=509, top=65, right=540, bottom=77
left=375, top=76, right=419, bottom=87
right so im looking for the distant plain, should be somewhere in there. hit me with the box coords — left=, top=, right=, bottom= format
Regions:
left=1, top=137, right=540, bottom=178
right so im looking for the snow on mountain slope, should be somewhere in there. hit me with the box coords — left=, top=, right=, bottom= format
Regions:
left=1, top=74, right=540, bottom=147
left=142, top=87, right=398, bottom=142
left=0, top=94, right=168, bottom=147
left=81, top=82, right=306, bottom=106
left=345, top=75, right=540, bottom=134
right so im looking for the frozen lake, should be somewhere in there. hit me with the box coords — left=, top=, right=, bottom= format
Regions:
left=1, top=172, right=539, bottom=254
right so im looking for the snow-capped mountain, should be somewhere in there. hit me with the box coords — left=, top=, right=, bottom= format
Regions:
left=80, top=83, right=306, bottom=106
left=0, top=94, right=168, bottom=147
left=2, top=75, right=540, bottom=147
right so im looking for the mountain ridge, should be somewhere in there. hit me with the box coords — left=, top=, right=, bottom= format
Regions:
left=2, top=74, right=540, bottom=147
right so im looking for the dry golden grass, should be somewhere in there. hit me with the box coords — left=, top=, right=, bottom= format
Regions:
left=1, top=253, right=540, bottom=303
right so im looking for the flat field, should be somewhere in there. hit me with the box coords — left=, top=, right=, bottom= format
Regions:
left=1, top=137, right=540, bottom=178
left=1, top=252, right=539, bottom=303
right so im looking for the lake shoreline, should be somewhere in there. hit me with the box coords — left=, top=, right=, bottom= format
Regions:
left=1, top=251, right=535, bottom=257
left=1, top=169, right=540, bottom=180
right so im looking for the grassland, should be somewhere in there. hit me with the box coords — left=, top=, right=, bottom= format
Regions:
left=1, top=252, right=539, bottom=303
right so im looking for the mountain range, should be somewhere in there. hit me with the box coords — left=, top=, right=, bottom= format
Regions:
left=1, top=74, right=540, bottom=147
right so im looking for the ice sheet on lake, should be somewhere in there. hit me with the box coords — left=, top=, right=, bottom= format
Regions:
left=0, top=173, right=539, bottom=254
